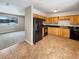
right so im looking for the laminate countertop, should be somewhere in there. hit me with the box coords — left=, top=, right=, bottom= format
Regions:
left=43, top=23, right=79, bottom=27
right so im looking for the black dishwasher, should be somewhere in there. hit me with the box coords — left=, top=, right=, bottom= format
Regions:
left=70, top=27, right=79, bottom=40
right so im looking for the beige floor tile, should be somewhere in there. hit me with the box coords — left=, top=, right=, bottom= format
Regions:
left=0, top=35, right=79, bottom=59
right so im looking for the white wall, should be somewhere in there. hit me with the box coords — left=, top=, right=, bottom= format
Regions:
left=49, top=10, right=79, bottom=17
left=33, top=8, right=48, bottom=17
left=25, top=6, right=33, bottom=45
left=0, top=31, right=25, bottom=50
left=0, top=14, right=25, bottom=34
left=0, top=5, right=24, bottom=16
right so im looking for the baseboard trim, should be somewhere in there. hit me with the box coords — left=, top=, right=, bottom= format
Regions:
left=25, top=40, right=33, bottom=45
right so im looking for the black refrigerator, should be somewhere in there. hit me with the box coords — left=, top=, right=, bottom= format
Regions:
left=33, top=17, right=43, bottom=44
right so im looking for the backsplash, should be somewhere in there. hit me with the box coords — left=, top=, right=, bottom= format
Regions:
left=58, top=20, right=70, bottom=26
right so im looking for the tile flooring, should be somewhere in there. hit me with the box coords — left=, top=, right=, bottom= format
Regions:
left=0, top=35, right=79, bottom=59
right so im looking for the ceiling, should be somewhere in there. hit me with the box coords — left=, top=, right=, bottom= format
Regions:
left=0, top=0, right=31, bottom=8
left=33, top=0, right=79, bottom=14
left=0, top=0, right=79, bottom=15
left=0, top=0, right=31, bottom=15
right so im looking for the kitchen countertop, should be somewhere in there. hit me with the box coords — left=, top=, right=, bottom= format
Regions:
left=43, top=23, right=79, bottom=27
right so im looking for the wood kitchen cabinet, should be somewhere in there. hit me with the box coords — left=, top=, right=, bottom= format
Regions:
left=33, top=14, right=46, bottom=19
left=34, top=14, right=79, bottom=25
left=48, top=27, right=70, bottom=38
left=44, top=18, right=52, bottom=23
left=70, top=15, right=79, bottom=25
left=58, top=27, right=70, bottom=38
left=48, top=27, right=59, bottom=36
left=44, top=17, right=59, bottom=24
left=45, top=16, right=71, bottom=24
left=59, top=16, right=71, bottom=20
left=48, top=27, right=58, bottom=35
left=58, top=28, right=63, bottom=37
left=51, top=17, right=59, bottom=23
left=59, top=16, right=65, bottom=20
left=48, top=27, right=54, bottom=35
left=64, top=16, right=71, bottom=20
left=33, top=13, right=79, bottom=29
left=58, top=15, right=79, bottom=25
left=62, top=28, right=70, bottom=38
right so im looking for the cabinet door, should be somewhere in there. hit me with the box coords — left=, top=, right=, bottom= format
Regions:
left=62, top=28, right=70, bottom=38
left=70, top=15, right=78, bottom=25
left=33, top=14, right=45, bottom=19
left=76, top=16, right=79, bottom=24
left=70, top=16, right=74, bottom=24
left=64, top=16, right=71, bottom=20
left=59, top=16, right=65, bottom=20
left=52, top=17, right=59, bottom=23
left=52, top=28, right=59, bottom=36
left=59, top=16, right=70, bottom=20
left=48, top=27, right=54, bottom=35
left=48, top=27, right=70, bottom=38
left=45, top=18, right=52, bottom=23
left=49, top=18, right=52, bottom=23
left=58, top=28, right=70, bottom=38
left=48, top=27, right=57, bottom=35
left=44, top=18, right=49, bottom=23
left=59, top=28, right=62, bottom=37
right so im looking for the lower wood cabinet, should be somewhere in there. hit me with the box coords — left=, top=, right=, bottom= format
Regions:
left=62, top=28, right=70, bottom=38
left=48, top=27, right=58, bottom=35
left=48, top=27, right=70, bottom=38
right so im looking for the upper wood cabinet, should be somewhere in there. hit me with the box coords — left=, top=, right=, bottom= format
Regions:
left=70, top=15, right=79, bottom=25
left=44, top=18, right=52, bottom=23
left=34, top=14, right=79, bottom=25
left=58, top=15, right=79, bottom=25
left=33, top=14, right=46, bottom=19
left=51, top=17, right=59, bottom=23
left=65, top=16, right=71, bottom=20
left=59, top=16, right=65, bottom=20
left=59, top=16, right=71, bottom=20
left=44, top=17, right=59, bottom=24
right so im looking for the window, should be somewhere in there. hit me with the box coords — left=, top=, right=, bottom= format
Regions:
left=0, top=16, right=18, bottom=24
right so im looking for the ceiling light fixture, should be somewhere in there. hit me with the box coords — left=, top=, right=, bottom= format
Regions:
left=53, top=9, right=58, bottom=13
left=51, top=9, right=58, bottom=13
